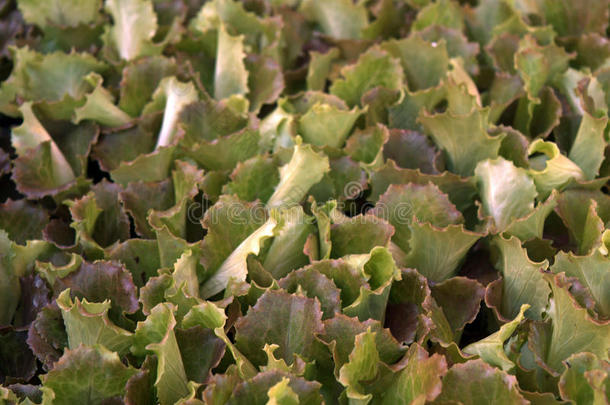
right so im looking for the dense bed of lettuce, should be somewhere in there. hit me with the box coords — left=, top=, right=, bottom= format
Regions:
left=0, top=0, right=609, bottom=403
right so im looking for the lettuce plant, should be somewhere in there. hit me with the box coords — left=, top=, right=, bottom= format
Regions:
left=0, top=0, right=609, bottom=403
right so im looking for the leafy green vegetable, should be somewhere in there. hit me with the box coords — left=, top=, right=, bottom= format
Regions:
left=1, top=0, right=609, bottom=403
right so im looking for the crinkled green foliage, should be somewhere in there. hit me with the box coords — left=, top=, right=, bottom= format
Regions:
left=1, top=0, right=610, bottom=403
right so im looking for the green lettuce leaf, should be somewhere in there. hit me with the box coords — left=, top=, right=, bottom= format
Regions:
left=235, top=290, right=324, bottom=367
left=568, top=98, right=608, bottom=181
left=552, top=249, right=610, bottom=319
left=103, top=0, right=159, bottom=61
left=199, top=197, right=278, bottom=298
left=342, top=247, right=399, bottom=322
left=487, top=235, right=550, bottom=321
left=2, top=47, right=106, bottom=115
left=475, top=157, right=537, bottom=232
left=66, top=181, right=130, bottom=256
left=330, top=47, right=404, bottom=107
left=11, top=102, right=76, bottom=191
left=400, top=221, right=481, bottom=282
left=183, top=301, right=257, bottom=379
left=527, top=140, right=585, bottom=199
left=229, top=370, right=323, bottom=405
left=381, top=34, right=449, bottom=91
left=558, top=352, right=610, bottom=404
left=299, top=0, right=368, bottom=40
left=214, top=25, right=249, bottom=101
left=267, top=142, right=329, bottom=209
left=278, top=266, right=341, bottom=319
left=412, top=0, right=463, bottom=32
left=40, top=345, right=137, bottom=405
left=132, top=303, right=191, bottom=405
left=383, top=129, right=442, bottom=174
left=529, top=272, right=610, bottom=375
left=262, top=206, right=316, bottom=279
left=73, top=73, right=132, bottom=127
left=0, top=199, right=48, bottom=245
left=369, top=160, right=477, bottom=213
left=372, top=182, right=463, bottom=252
left=338, top=328, right=379, bottom=403
left=555, top=189, right=605, bottom=255
left=18, top=0, right=101, bottom=28
left=432, top=359, right=529, bottom=404
left=56, top=289, right=133, bottom=354
left=419, top=107, right=504, bottom=176
left=463, top=304, right=529, bottom=372
left=298, top=103, right=363, bottom=148
left=307, top=48, right=340, bottom=91
left=370, top=342, right=447, bottom=404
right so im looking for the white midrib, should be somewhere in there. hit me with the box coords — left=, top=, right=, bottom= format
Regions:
left=155, top=87, right=180, bottom=149
left=118, top=3, right=137, bottom=60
